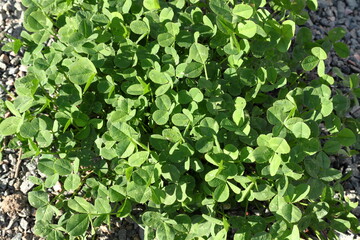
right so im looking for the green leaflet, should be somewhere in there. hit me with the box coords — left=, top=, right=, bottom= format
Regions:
left=189, top=43, right=209, bottom=64
left=0, top=117, right=22, bottom=136
left=68, top=58, right=97, bottom=85
left=237, top=20, right=257, bottom=39
left=66, top=214, right=89, bottom=236
left=233, top=4, right=254, bottom=19
left=28, top=191, right=49, bottom=208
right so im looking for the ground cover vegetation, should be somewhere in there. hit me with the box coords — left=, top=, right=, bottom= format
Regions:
left=1, top=0, right=360, bottom=239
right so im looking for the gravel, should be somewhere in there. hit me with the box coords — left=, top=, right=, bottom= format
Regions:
left=0, top=0, right=359, bottom=239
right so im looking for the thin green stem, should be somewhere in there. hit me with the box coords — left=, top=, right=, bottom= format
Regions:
left=136, top=33, right=148, bottom=44
left=203, top=63, right=209, bottom=80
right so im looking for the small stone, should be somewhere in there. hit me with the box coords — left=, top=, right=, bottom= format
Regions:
left=336, top=231, right=354, bottom=240
left=2, top=3, right=12, bottom=13
left=8, top=67, right=18, bottom=75
left=0, top=212, right=5, bottom=224
left=53, top=181, right=62, bottom=192
left=19, top=218, right=28, bottom=231
left=340, top=66, right=351, bottom=75
left=8, top=154, right=17, bottom=166
left=337, top=1, right=346, bottom=18
left=12, top=25, right=22, bottom=38
left=354, top=53, right=360, bottom=62
left=0, top=62, right=6, bottom=71
left=352, top=206, right=360, bottom=218
left=329, top=16, right=336, bottom=22
left=10, top=56, right=20, bottom=65
left=307, top=19, right=314, bottom=27
left=345, top=190, right=357, bottom=201
left=320, top=18, right=331, bottom=27
left=17, top=71, right=25, bottom=77
left=5, top=79, right=14, bottom=87
left=11, top=233, right=22, bottom=240
left=351, top=39, right=358, bottom=46
left=325, top=8, right=334, bottom=17
left=345, top=8, right=353, bottom=15
left=350, top=29, right=357, bottom=38
left=2, top=163, right=9, bottom=172
left=318, top=0, right=331, bottom=8
left=19, top=65, right=27, bottom=72
left=8, top=179, right=15, bottom=187
left=14, top=2, right=23, bottom=11
left=0, top=54, right=10, bottom=64
left=118, top=229, right=127, bottom=239
left=346, top=0, right=358, bottom=10
left=26, top=162, right=36, bottom=172
left=20, top=179, right=34, bottom=194
left=350, top=106, right=360, bottom=118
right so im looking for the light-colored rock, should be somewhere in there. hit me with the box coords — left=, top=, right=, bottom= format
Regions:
left=2, top=3, right=12, bottom=13
left=0, top=54, right=10, bottom=64
left=337, top=1, right=346, bottom=18
left=19, top=218, right=28, bottom=231
left=20, top=179, right=34, bottom=194
left=11, top=233, right=22, bottom=240
left=346, top=0, right=358, bottom=9
left=14, top=2, right=23, bottom=12
left=8, top=67, right=18, bottom=75
left=336, top=231, right=354, bottom=240
left=0, top=62, right=6, bottom=71
left=53, top=181, right=62, bottom=192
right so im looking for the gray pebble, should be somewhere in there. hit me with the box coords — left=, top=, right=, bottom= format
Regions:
left=0, top=54, right=10, bottom=64
left=2, top=3, right=12, bottom=13
left=351, top=38, right=358, bottom=46
left=320, top=18, right=331, bottom=27
left=19, top=218, right=28, bottom=231
left=8, top=67, right=18, bottom=75
left=346, top=0, right=358, bottom=10
left=337, top=231, right=355, bottom=240
left=318, top=0, right=332, bottom=8
left=307, top=19, right=314, bottom=27
left=345, top=190, right=358, bottom=201
left=8, top=154, right=17, bottom=166
left=8, top=179, right=15, bottom=188
left=118, top=229, right=127, bottom=239
left=325, top=8, right=334, bottom=17
left=11, top=233, right=22, bottom=240
left=350, top=106, right=360, bottom=118
left=19, top=65, right=27, bottom=72
left=352, top=206, right=360, bottom=218
left=14, top=2, right=23, bottom=12
left=2, top=163, right=9, bottom=173
left=0, top=62, right=6, bottom=71
left=337, top=1, right=346, bottom=18
left=10, top=56, right=20, bottom=65
left=20, top=179, right=34, bottom=194
left=12, top=25, right=22, bottom=38
left=26, top=162, right=36, bottom=173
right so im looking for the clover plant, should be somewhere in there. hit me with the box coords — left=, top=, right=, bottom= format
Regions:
left=1, top=0, right=360, bottom=239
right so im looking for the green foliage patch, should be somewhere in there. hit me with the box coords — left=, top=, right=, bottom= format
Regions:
left=1, top=0, right=360, bottom=239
